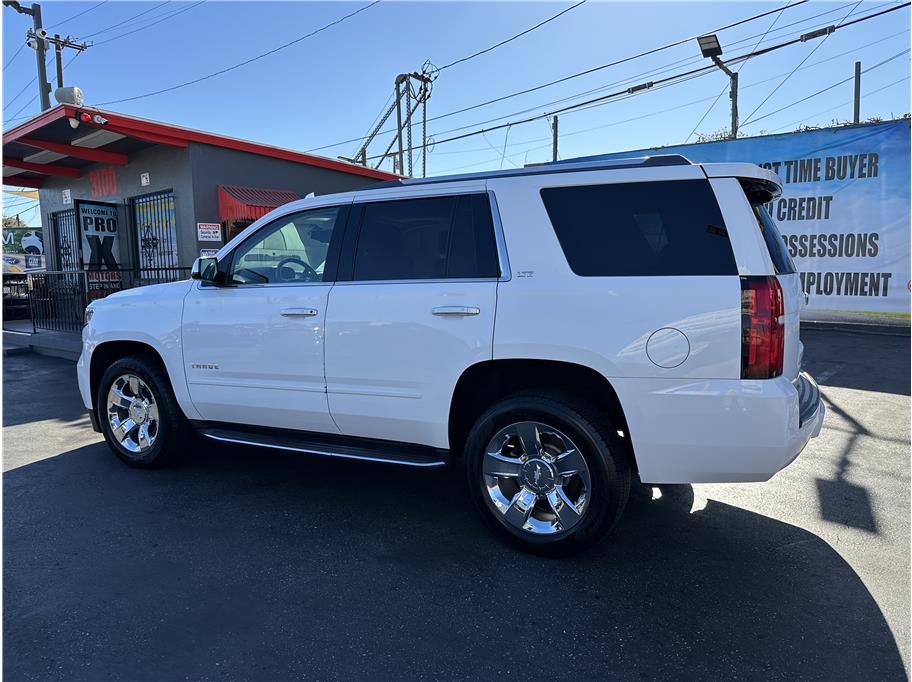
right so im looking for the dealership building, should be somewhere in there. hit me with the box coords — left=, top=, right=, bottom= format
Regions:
left=2, top=105, right=396, bottom=288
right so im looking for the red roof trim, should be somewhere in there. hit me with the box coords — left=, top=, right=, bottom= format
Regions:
left=5, top=158, right=81, bottom=178
left=2, top=176, right=43, bottom=188
left=18, top=137, right=129, bottom=165
left=4, top=105, right=398, bottom=181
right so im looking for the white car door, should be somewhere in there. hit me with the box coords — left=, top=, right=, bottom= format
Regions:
left=182, top=203, right=349, bottom=433
left=324, top=185, right=503, bottom=449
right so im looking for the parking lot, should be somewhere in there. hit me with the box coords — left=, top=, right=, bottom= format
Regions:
left=3, top=327, right=909, bottom=681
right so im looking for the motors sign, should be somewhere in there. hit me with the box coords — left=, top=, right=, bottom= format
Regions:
left=573, top=120, right=911, bottom=315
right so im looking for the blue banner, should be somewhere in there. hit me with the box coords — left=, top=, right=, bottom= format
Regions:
left=562, top=120, right=910, bottom=314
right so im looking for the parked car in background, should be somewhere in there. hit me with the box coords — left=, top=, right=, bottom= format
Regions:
left=77, top=155, right=824, bottom=556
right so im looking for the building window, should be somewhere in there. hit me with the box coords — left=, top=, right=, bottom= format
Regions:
left=131, top=190, right=179, bottom=273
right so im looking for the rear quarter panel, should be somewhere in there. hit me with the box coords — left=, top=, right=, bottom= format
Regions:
left=489, top=169, right=742, bottom=380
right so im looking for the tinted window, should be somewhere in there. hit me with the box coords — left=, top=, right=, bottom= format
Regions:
left=540, top=180, right=737, bottom=276
left=230, top=207, right=340, bottom=284
left=448, top=194, right=500, bottom=278
left=352, top=194, right=499, bottom=281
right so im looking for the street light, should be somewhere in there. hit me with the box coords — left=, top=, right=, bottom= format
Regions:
left=697, top=34, right=723, bottom=58
left=697, top=34, right=738, bottom=139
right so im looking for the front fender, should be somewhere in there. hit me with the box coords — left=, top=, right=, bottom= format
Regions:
left=81, top=281, right=201, bottom=420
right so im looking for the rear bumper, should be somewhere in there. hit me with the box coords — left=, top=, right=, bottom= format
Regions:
left=612, top=372, right=825, bottom=484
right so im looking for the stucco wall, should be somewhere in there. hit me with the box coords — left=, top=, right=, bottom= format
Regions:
left=36, top=141, right=387, bottom=270
left=187, top=143, right=384, bottom=254
left=38, top=145, right=194, bottom=270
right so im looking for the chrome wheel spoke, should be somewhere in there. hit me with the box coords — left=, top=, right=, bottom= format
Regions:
left=483, top=452, right=523, bottom=478
left=547, top=485, right=583, bottom=529
left=137, top=423, right=151, bottom=449
left=555, top=448, right=586, bottom=476
left=128, top=376, right=141, bottom=398
left=109, top=387, right=131, bottom=408
left=515, top=422, right=542, bottom=458
left=502, top=488, right=537, bottom=529
left=113, top=418, right=136, bottom=443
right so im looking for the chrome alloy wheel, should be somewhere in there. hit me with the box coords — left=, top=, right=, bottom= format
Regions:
left=483, top=421, right=591, bottom=535
left=106, top=374, right=160, bottom=454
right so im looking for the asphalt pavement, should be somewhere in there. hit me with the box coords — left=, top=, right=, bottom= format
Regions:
left=3, top=327, right=910, bottom=681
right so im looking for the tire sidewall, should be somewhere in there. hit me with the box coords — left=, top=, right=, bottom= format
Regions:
left=465, top=394, right=626, bottom=554
left=97, top=357, right=174, bottom=467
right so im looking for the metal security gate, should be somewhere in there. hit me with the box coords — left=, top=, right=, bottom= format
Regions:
left=132, top=190, right=179, bottom=275
left=51, top=209, right=79, bottom=271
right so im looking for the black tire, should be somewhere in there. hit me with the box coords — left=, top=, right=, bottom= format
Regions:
left=96, top=355, right=192, bottom=468
left=464, top=390, right=631, bottom=557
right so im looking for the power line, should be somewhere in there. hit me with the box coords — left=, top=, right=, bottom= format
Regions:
left=415, top=5, right=909, bottom=149
left=437, top=0, right=587, bottom=71
left=309, top=0, right=874, bottom=154
left=75, top=1, right=171, bottom=39
left=93, top=1, right=204, bottom=46
left=741, top=0, right=863, bottom=127
left=3, top=42, right=26, bottom=72
left=684, top=0, right=796, bottom=143
left=8, top=51, right=81, bottom=121
left=94, top=0, right=382, bottom=106
left=365, top=4, right=911, bottom=161
left=46, top=0, right=108, bottom=30
left=769, top=75, right=911, bottom=131
left=742, top=48, right=911, bottom=128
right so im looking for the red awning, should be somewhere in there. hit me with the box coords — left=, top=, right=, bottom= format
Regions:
left=217, top=184, right=300, bottom=223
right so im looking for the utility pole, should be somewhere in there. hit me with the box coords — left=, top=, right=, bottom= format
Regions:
left=712, top=57, right=738, bottom=139
left=551, top=115, right=559, bottom=162
left=41, top=33, right=90, bottom=89
left=853, top=61, right=862, bottom=124
left=697, top=34, right=738, bottom=139
left=3, top=1, right=51, bottom=111
left=352, top=64, right=436, bottom=177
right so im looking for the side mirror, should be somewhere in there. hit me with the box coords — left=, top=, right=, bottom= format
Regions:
left=191, top=257, right=221, bottom=284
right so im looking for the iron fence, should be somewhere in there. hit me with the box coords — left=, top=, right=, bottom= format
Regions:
left=22, top=268, right=191, bottom=333
left=27, top=271, right=87, bottom=333
left=2, top=275, right=30, bottom=322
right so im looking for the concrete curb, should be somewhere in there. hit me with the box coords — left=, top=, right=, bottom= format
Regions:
left=801, top=320, right=911, bottom=337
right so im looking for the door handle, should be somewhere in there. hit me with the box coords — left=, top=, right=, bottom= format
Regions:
left=432, top=306, right=480, bottom=316
left=280, top=308, right=319, bottom=317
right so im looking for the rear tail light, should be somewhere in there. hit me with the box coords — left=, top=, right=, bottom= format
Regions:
left=740, top=276, right=784, bottom=379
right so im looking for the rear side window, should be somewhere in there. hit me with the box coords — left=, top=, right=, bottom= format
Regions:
left=740, top=179, right=797, bottom=275
left=352, top=194, right=499, bottom=281
left=540, top=180, right=737, bottom=276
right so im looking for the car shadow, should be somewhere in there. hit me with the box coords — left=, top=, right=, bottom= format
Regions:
left=4, top=440, right=907, bottom=681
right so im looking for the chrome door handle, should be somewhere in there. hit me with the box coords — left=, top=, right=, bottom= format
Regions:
left=432, top=306, right=480, bottom=316
left=280, top=308, right=319, bottom=317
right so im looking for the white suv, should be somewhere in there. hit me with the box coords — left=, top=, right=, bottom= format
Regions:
left=78, top=155, right=824, bottom=555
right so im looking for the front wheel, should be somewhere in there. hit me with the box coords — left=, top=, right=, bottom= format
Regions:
left=464, top=391, right=631, bottom=557
left=96, top=355, right=191, bottom=468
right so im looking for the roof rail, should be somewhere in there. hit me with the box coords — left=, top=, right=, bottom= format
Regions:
left=361, top=154, right=692, bottom=190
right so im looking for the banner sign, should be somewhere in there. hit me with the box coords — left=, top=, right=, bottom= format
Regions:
left=2, top=227, right=46, bottom=274
left=76, top=200, right=123, bottom=298
left=564, top=120, right=910, bottom=314
left=76, top=200, right=121, bottom=271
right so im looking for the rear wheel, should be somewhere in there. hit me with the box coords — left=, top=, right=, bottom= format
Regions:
left=465, top=391, right=630, bottom=557
left=96, top=355, right=191, bottom=468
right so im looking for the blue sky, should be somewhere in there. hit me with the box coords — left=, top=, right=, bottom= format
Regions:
left=3, top=1, right=910, bottom=225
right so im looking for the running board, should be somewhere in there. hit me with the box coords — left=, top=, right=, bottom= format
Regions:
left=195, top=423, right=448, bottom=468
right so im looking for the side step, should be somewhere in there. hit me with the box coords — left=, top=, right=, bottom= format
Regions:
left=195, top=423, right=448, bottom=468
